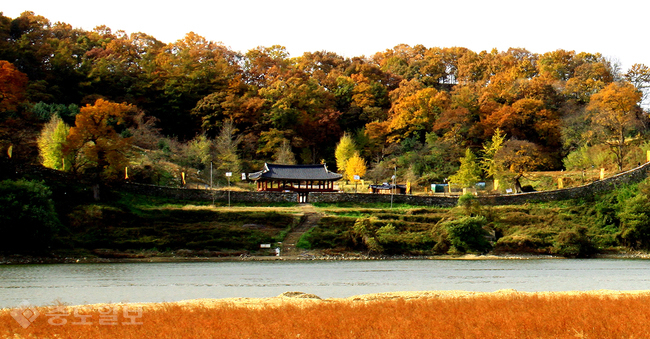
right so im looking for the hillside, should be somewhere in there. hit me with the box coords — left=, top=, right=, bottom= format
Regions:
left=2, top=12, right=650, bottom=260
left=2, top=160, right=650, bottom=261
left=2, top=11, right=650, bottom=195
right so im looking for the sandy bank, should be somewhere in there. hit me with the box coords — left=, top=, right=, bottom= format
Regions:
left=51, top=289, right=649, bottom=312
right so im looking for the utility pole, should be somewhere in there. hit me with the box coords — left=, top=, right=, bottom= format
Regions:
left=210, top=162, right=215, bottom=206
left=391, top=166, right=396, bottom=209
left=226, top=172, right=232, bottom=207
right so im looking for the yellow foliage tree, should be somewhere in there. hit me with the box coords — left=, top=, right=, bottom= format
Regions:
left=335, top=132, right=357, bottom=177
left=37, top=115, right=71, bottom=171
left=345, top=152, right=367, bottom=182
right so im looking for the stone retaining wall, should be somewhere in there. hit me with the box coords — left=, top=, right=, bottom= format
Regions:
left=308, top=192, right=458, bottom=207
left=120, top=183, right=298, bottom=203
left=119, top=162, right=650, bottom=206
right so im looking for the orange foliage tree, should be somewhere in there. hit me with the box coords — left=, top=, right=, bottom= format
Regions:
left=64, top=99, right=134, bottom=180
left=495, top=139, right=544, bottom=193
left=0, top=60, right=28, bottom=113
left=587, top=81, right=643, bottom=171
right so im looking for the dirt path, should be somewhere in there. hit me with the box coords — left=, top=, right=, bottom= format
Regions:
left=281, top=204, right=321, bottom=256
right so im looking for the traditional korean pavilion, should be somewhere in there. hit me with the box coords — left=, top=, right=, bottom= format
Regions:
left=248, top=163, right=342, bottom=201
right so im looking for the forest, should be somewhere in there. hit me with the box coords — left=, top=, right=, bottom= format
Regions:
left=2, top=11, right=650, bottom=191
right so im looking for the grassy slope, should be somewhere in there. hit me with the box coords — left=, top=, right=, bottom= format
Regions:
left=302, top=179, right=649, bottom=257
left=53, top=191, right=301, bottom=258
left=56, top=177, right=647, bottom=258
left=6, top=162, right=648, bottom=258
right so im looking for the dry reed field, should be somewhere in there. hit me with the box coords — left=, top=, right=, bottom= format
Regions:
left=3, top=290, right=650, bottom=339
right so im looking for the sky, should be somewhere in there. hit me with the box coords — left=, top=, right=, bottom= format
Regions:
left=3, top=0, right=649, bottom=72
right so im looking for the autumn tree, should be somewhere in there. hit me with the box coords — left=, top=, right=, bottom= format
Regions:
left=0, top=60, right=28, bottom=113
left=385, top=86, right=449, bottom=143
left=214, top=119, right=242, bottom=178
left=257, top=128, right=289, bottom=159
left=345, top=152, right=367, bottom=181
left=183, top=134, right=213, bottom=170
left=150, top=32, right=238, bottom=138
left=494, top=139, right=544, bottom=193
left=625, top=63, right=650, bottom=107
left=448, top=148, right=482, bottom=188
left=191, top=79, right=264, bottom=137
left=335, top=133, right=357, bottom=177
left=274, top=139, right=296, bottom=165
left=38, top=115, right=71, bottom=171
left=480, top=128, right=506, bottom=180
left=64, top=99, right=134, bottom=181
left=87, top=31, right=163, bottom=104
left=587, top=81, right=643, bottom=171
left=563, top=53, right=614, bottom=103
left=243, top=45, right=292, bottom=88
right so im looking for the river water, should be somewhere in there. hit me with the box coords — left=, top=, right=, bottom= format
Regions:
left=2, top=259, right=650, bottom=308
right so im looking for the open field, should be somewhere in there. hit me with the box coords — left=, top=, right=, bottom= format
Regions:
left=4, top=290, right=650, bottom=338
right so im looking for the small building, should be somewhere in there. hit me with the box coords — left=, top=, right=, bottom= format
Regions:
left=248, top=163, right=343, bottom=202
left=368, top=183, right=407, bottom=195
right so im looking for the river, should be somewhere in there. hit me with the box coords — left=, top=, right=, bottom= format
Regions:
left=2, top=259, right=650, bottom=308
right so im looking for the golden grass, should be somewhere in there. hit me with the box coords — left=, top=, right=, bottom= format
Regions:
left=4, top=290, right=650, bottom=339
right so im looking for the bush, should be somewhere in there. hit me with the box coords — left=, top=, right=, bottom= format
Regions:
left=296, top=230, right=312, bottom=249
left=0, top=179, right=61, bottom=252
left=443, top=216, right=491, bottom=254
left=617, top=193, right=650, bottom=249
left=552, top=226, right=596, bottom=258
left=457, top=193, right=481, bottom=216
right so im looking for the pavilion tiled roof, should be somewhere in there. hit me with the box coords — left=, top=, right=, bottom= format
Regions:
left=248, top=163, right=342, bottom=181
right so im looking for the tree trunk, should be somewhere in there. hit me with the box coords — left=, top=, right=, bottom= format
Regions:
left=92, top=183, right=100, bottom=201
left=513, top=173, right=523, bottom=193
left=617, top=128, right=625, bottom=172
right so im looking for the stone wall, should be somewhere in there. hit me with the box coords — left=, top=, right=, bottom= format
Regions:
left=118, top=162, right=650, bottom=206
left=120, top=183, right=298, bottom=203
left=476, top=162, right=650, bottom=205
left=309, top=192, right=458, bottom=207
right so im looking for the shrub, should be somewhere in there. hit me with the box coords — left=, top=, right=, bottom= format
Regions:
left=617, top=193, right=650, bottom=249
left=443, top=216, right=491, bottom=254
left=296, top=230, right=312, bottom=249
left=552, top=226, right=596, bottom=258
left=457, top=193, right=481, bottom=216
left=0, top=179, right=60, bottom=252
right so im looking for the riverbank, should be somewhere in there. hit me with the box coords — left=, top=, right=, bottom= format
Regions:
left=126, top=289, right=650, bottom=310
left=3, top=250, right=650, bottom=265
